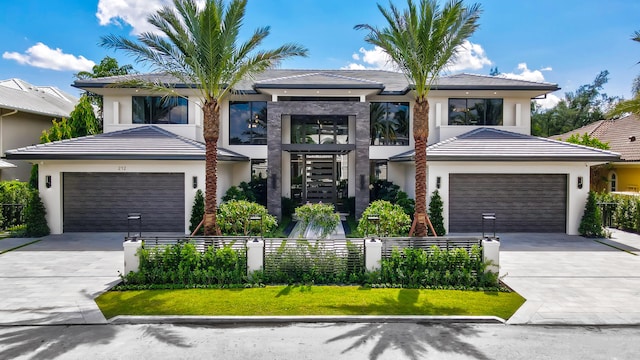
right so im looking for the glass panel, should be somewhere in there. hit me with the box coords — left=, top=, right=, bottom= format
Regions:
left=448, top=99, right=466, bottom=125
left=336, top=121, right=348, bottom=145
left=388, top=102, right=409, bottom=145
left=229, top=101, right=267, bottom=145
left=250, top=102, right=267, bottom=144
left=485, top=99, right=503, bottom=125
left=466, top=99, right=484, bottom=125
left=370, top=160, right=388, bottom=181
left=290, top=154, right=304, bottom=205
left=132, top=96, right=148, bottom=124
left=370, top=102, right=385, bottom=145
left=132, top=96, right=188, bottom=124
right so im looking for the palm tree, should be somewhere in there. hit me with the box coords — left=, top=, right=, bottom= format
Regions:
left=356, top=0, right=481, bottom=236
left=101, top=0, right=307, bottom=235
left=608, top=31, right=640, bottom=117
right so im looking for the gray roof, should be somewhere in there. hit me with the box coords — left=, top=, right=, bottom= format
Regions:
left=390, top=128, right=620, bottom=162
left=0, top=78, right=77, bottom=117
left=73, top=70, right=559, bottom=95
left=4, top=125, right=248, bottom=161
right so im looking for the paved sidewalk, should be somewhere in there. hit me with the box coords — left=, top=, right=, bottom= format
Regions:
left=0, top=233, right=124, bottom=325
left=499, top=230, right=640, bottom=325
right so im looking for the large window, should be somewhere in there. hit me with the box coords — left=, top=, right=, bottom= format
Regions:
left=229, top=101, right=267, bottom=145
left=291, top=115, right=348, bottom=145
left=132, top=96, right=188, bottom=124
left=370, top=102, right=409, bottom=145
left=448, top=98, right=503, bottom=126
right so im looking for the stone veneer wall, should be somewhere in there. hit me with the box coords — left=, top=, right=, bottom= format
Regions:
left=267, top=101, right=370, bottom=220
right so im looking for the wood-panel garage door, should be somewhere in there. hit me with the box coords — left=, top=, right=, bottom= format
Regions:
left=449, top=174, right=567, bottom=233
left=63, top=173, right=185, bottom=232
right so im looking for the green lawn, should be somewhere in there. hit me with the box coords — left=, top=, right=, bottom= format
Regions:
left=96, top=286, right=524, bottom=320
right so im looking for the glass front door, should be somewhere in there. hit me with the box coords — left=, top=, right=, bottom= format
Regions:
left=290, top=153, right=348, bottom=211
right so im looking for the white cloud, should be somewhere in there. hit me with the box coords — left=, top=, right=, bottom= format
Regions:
left=96, top=0, right=205, bottom=35
left=2, top=42, right=95, bottom=71
left=500, top=63, right=560, bottom=109
left=343, top=41, right=491, bottom=73
left=446, top=40, right=492, bottom=72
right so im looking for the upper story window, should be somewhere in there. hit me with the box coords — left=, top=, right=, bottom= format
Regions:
left=448, top=98, right=503, bottom=126
left=291, top=115, right=348, bottom=145
left=229, top=101, right=267, bottom=145
left=132, top=96, right=188, bottom=124
left=370, top=102, right=409, bottom=146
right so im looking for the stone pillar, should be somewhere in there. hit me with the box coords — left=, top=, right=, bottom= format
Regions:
left=123, top=240, right=142, bottom=275
left=364, top=239, right=383, bottom=271
left=267, top=101, right=283, bottom=220
left=354, top=102, right=370, bottom=219
left=246, top=239, right=265, bottom=275
left=481, top=239, right=500, bottom=274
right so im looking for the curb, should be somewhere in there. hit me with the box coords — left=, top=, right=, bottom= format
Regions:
left=109, top=315, right=506, bottom=325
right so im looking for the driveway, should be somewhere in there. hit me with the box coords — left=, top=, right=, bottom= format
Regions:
left=0, top=233, right=124, bottom=325
left=499, top=230, right=640, bottom=325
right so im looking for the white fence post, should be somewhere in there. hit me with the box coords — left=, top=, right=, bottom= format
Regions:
left=123, top=240, right=142, bottom=275
left=481, top=239, right=500, bottom=274
left=364, top=239, right=383, bottom=271
left=246, top=239, right=265, bottom=275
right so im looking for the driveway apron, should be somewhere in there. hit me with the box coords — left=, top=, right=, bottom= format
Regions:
left=0, top=233, right=123, bottom=325
left=500, top=230, right=640, bottom=325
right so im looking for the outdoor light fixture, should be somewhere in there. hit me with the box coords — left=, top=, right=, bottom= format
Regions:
left=367, top=214, right=380, bottom=238
left=45, top=175, right=52, bottom=188
left=192, top=176, right=198, bottom=189
left=271, top=174, right=277, bottom=189
left=577, top=176, right=584, bottom=189
left=249, top=214, right=263, bottom=241
left=436, top=176, right=441, bottom=189
left=360, top=174, right=365, bottom=190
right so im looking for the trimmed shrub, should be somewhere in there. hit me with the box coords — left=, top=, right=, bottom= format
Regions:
left=357, top=200, right=411, bottom=237
left=428, top=190, right=446, bottom=236
left=123, top=243, right=248, bottom=286
left=217, top=200, right=277, bottom=236
left=579, top=191, right=604, bottom=237
left=24, top=190, right=49, bottom=237
left=367, top=246, right=498, bottom=289
left=294, top=202, right=340, bottom=239
left=369, top=179, right=415, bottom=216
left=189, top=189, right=205, bottom=235
left=222, top=177, right=267, bottom=206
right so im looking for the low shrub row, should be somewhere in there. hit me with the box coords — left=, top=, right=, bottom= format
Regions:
left=122, top=241, right=499, bottom=290
left=595, top=192, right=640, bottom=233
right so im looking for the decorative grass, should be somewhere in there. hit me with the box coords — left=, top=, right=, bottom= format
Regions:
left=96, top=286, right=524, bottom=320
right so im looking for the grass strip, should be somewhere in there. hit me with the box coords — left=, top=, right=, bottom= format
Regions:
left=593, top=239, right=639, bottom=256
left=0, top=239, right=41, bottom=254
left=96, top=285, right=524, bottom=320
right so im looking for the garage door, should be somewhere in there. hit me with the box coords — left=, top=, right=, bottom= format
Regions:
left=63, top=173, right=185, bottom=232
left=449, top=174, right=567, bottom=233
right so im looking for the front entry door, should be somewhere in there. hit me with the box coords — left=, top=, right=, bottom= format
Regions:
left=305, top=154, right=335, bottom=204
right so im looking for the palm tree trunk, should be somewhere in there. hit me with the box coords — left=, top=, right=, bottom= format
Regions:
left=203, top=100, right=221, bottom=235
left=412, top=98, right=430, bottom=237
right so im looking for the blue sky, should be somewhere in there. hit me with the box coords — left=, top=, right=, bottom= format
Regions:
left=2, top=0, right=639, bottom=108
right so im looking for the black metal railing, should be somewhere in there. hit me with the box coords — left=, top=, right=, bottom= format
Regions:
left=598, top=202, right=617, bottom=227
left=381, top=236, right=483, bottom=259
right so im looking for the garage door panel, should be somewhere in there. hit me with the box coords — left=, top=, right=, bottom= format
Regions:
left=449, top=174, right=567, bottom=233
left=63, top=173, right=185, bottom=232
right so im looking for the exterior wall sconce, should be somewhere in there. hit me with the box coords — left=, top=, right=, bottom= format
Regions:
left=45, top=175, right=52, bottom=188
left=436, top=176, right=441, bottom=189
left=577, top=176, right=583, bottom=189
left=271, top=174, right=277, bottom=189
left=192, top=176, right=198, bottom=189
left=360, top=174, right=365, bottom=190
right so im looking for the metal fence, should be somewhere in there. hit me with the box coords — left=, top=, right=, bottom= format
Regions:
left=381, top=236, right=484, bottom=259
left=598, top=202, right=616, bottom=227
left=125, top=236, right=249, bottom=253
left=263, top=238, right=365, bottom=279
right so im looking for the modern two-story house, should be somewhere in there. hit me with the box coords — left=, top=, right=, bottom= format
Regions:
left=5, top=70, right=619, bottom=235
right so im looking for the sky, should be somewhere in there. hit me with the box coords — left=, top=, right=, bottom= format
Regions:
left=1, top=0, right=639, bottom=109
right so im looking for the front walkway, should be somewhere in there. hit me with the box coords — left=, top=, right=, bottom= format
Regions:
left=0, top=233, right=124, bottom=325
left=499, top=230, right=640, bottom=325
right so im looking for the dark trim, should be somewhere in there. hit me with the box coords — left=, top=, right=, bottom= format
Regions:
left=282, top=144, right=355, bottom=154
left=254, top=83, right=384, bottom=90
left=430, top=84, right=560, bottom=91
left=5, top=153, right=249, bottom=161
left=390, top=154, right=620, bottom=162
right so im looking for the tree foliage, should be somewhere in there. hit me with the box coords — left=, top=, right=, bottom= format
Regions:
left=100, top=0, right=307, bottom=235
left=428, top=190, right=446, bottom=236
left=579, top=191, right=603, bottom=238
left=24, top=190, right=50, bottom=237
left=357, top=200, right=411, bottom=237
left=564, top=133, right=610, bottom=150
left=532, top=71, right=618, bottom=136
left=607, top=31, right=640, bottom=117
left=189, top=189, right=205, bottom=235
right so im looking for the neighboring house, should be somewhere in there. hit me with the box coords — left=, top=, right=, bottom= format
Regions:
left=0, top=78, right=77, bottom=181
left=552, top=114, right=640, bottom=193
left=6, top=70, right=619, bottom=235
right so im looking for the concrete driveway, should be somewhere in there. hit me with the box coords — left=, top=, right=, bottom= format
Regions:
left=0, top=233, right=124, bottom=325
left=499, top=230, right=640, bottom=325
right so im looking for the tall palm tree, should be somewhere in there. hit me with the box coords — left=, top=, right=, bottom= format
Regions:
left=356, top=0, right=481, bottom=236
left=101, top=0, right=307, bottom=235
left=608, top=31, right=640, bottom=117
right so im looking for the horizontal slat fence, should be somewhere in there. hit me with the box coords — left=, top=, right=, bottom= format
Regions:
left=381, top=237, right=483, bottom=259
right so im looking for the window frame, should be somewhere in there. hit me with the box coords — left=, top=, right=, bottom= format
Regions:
left=370, top=102, right=410, bottom=146
left=229, top=101, right=268, bottom=145
left=447, top=98, right=503, bottom=126
left=132, top=96, right=188, bottom=125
